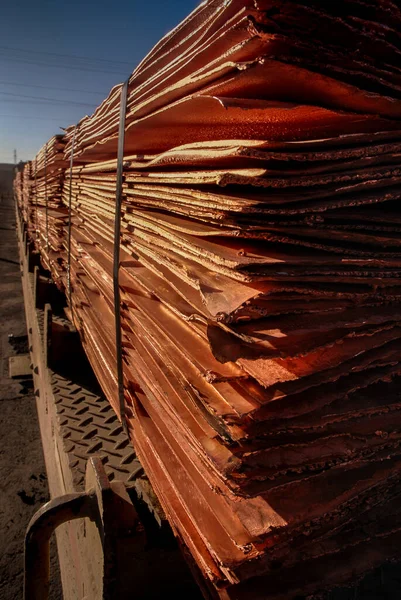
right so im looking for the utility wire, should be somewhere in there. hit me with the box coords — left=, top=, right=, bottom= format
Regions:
left=0, top=55, right=128, bottom=75
left=0, top=80, right=106, bottom=95
left=0, top=99, right=92, bottom=109
left=0, top=45, right=134, bottom=66
left=0, top=99, right=89, bottom=108
left=0, top=114, right=72, bottom=121
left=0, top=91, right=96, bottom=107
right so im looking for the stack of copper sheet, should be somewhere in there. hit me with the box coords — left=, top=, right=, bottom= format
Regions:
left=20, top=0, right=401, bottom=597
left=25, top=136, right=67, bottom=284
left=14, top=162, right=32, bottom=226
left=13, top=168, right=24, bottom=220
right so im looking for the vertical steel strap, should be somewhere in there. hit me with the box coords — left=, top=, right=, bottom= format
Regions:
left=44, top=143, right=49, bottom=255
left=34, top=159, right=38, bottom=240
left=113, top=79, right=129, bottom=433
left=67, top=126, right=77, bottom=313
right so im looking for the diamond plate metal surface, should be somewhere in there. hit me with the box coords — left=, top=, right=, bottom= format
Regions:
left=51, top=371, right=143, bottom=489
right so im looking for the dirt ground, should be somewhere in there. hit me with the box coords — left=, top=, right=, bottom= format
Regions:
left=0, top=186, right=62, bottom=599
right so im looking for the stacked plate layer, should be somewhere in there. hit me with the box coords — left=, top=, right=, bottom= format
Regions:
left=14, top=168, right=25, bottom=220
left=26, top=136, right=67, bottom=283
left=19, top=1, right=401, bottom=597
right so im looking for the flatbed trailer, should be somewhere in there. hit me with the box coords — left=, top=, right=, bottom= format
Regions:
left=15, top=198, right=401, bottom=600
left=16, top=204, right=205, bottom=600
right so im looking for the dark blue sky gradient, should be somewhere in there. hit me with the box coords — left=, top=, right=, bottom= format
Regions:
left=0, top=0, right=199, bottom=162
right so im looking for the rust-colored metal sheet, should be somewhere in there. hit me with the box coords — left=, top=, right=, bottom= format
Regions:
left=16, top=0, right=401, bottom=597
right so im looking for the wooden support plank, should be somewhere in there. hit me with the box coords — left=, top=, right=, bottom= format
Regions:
left=8, top=354, right=31, bottom=378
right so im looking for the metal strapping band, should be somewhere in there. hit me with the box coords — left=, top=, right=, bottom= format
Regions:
left=34, top=159, right=38, bottom=240
left=67, top=126, right=77, bottom=313
left=113, top=78, right=129, bottom=433
left=44, top=143, right=49, bottom=254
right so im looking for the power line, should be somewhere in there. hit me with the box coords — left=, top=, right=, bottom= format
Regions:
left=0, top=45, right=134, bottom=66
left=0, top=54, right=128, bottom=75
left=0, top=114, right=71, bottom=121
left=0, top=80, right=106, bottom=95
left=0, top=90, right=96, bottom=107
left=0, top=99, right=86, bottom=107
left=0, top=98, right=91, bottom=108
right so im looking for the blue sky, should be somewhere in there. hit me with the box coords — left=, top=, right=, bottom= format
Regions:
left=0, top=0, right=199, bottom=163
